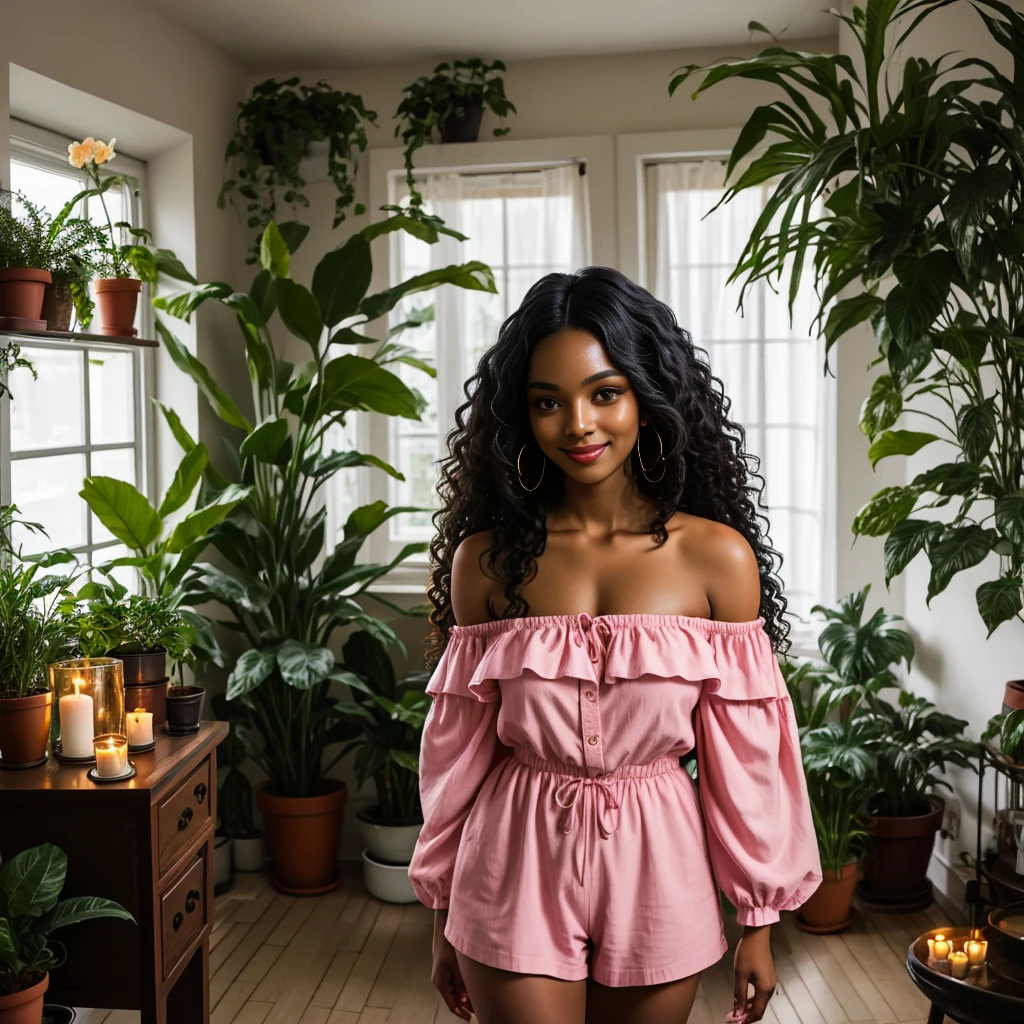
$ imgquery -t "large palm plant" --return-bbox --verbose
[670,0,1024,635]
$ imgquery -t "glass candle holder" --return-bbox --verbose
[49,658,126,761]
[93,733,129,778]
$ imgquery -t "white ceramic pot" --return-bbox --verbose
[362,848,419,903]
[355,806,423,863]
[213,833,233,889]
[232,831,266,872]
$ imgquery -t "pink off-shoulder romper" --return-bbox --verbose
[407,613,823,987]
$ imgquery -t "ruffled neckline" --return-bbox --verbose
[450,613,766,637]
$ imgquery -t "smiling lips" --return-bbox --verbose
[563,442,610,463]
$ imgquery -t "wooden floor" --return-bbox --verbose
[73,867,962,1024]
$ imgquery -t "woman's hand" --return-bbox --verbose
[432,910,474,1020]
[729,924,776,1023]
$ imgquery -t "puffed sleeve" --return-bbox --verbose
[693,621,823,927]
[407,631,504,911]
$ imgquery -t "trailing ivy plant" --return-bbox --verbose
[668,0,1024,635]
[394,58,516,213]
[219,77,379,263]
[151,216,497,798]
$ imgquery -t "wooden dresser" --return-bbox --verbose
[0,721,228,1024]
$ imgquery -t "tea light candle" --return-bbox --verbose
[59,678,94,758]
[126,708,153,747]
[932,934,951,960]
[94,736,128,778]
[948,951,969,978]
[966,938,987,965]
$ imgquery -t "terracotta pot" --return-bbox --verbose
[1003,680,1024,714]
[0,691,53,768]
[257,778,347,894]
[92,278,141,337]
[862,796,944,898]
[0,971,49,1024]
[0,268,52,321]
[40,280,74,332]
[796,859,858,931]
[113,648,167,686]
[165,686,205,732]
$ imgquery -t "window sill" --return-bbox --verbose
[0,327,158,349]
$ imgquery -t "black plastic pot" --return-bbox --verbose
[439,102,483,143]
[112,647,167,685]
[165,685,205,734]
[43,1004,77,1024]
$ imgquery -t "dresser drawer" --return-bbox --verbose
[157,758,211,875]
[161,851,206,978]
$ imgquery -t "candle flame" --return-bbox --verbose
[73,678,84,695]
[935,933,944,941]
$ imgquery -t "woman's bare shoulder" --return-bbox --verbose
[451,530,501,626]
[676,514,761,622]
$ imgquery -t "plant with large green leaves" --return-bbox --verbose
[669,0,1024,635]
[0,842,134,996]
[152,216,496,798]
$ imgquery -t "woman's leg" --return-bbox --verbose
[584,972,703,1024]
[454,948,588,1024]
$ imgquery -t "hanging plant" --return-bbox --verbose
[393,58,516,214]
[219,77,379,262]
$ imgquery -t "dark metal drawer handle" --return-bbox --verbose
[185,889,200,914]
[177,806,194,831]
[194,783,207,804]
[173,912,183,932]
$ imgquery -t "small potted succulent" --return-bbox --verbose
[0,506,78,768]
[218,77,378,262]
[0,189,52,327]
[393,58,516,213]
[0,842,134,1023]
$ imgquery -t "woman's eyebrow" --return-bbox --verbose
[526,369,625,392]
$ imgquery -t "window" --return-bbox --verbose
[331,162,592,565]
[1,120,152,582]
[646,158,837,637]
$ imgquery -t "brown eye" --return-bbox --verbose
[595,387,622,401]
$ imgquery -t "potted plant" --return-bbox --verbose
[0,506,79,769]
[668,1,1024,636]
[66,136,195,336]
[212,693,265,873]
[0,190,51,327]
[0,842,134,1023]
[151,215,496,895]
[37,201,106,333]
[330,631,431,902]
[983,708,1024,766]
[394,58,516,213]
[218,78,379,263]
[77,447,247,732]
[63,577,199,730]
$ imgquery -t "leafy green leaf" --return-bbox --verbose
[152,282,232,322]
[852,486,919,537]
[824,293,883,354]
[926,525,997,604]
[226,647,278,700]
[310,355,422,420]
[167,484,249,553]
[276,220,310,254]
[358,262,496,322]
[867,429,939,469]
[250,270,278,323]
[239,418,290,464]
[883,518,942,584]
[276,641,335,690]
[81,477,162,553]
[158,444,208,519]
[976,576,1023,637]
[276,278,323,349]
[956,398,996,465]
[0,843,66,918]
[38,896,135,933]
[995,495,1024,548]
[260,222,290,278]
[884,252,952,346]
[859,374,902,440]
[312,234,372,327]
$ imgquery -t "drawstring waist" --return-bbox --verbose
[512,747,683,886]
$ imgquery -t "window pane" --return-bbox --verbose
[89,349,135,444]
[90,448,136,545]
[764,339,822,427]
[10,347,85,452]
[10,160,84,218]
[507,193,574,266]
[10,454,88,553]
[92,543,136,591]
[763,426,818,509]
[389,434,439,541]
[461,196,505,266]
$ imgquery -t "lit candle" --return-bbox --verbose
[948,951,969,978]
[932,934,951,960]
[126,708,153,747]
[94,736,128,778]
[59,679,95,758]
[966,938,987,965]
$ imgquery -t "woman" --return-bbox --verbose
[407,266,822,1024]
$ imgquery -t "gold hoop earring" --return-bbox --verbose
[517,439,546,491]
[636,423,667,483]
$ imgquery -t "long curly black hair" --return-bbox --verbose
[424,265,790,670]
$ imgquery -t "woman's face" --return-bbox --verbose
[526,328,644,482]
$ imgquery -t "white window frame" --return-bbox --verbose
[2,119,156,551]
[357,137,614,593]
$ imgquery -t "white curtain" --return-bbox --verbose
[647,160,837,640]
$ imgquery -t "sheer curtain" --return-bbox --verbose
[370,163,592,557]
[647,160,837,640]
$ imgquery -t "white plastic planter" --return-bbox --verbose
[355,807,422,863]
[362,848,419,903]
[232,831,266,872]
[213,833,233,890]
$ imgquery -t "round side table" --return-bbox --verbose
[906,926,1024,1024]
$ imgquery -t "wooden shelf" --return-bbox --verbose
[0,327,158,348]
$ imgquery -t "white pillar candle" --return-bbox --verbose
[59,679,95,758]
[948,951,970,979]
[126,708,153,747]
[966,938,987,965]
[94,737,128,778]
[932,934,951,960]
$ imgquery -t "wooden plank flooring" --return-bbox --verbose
[74,868,960,1023]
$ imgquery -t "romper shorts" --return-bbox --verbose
[443,745,730,987]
